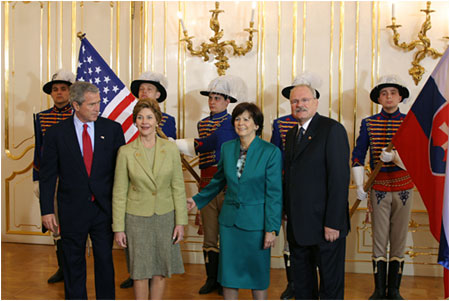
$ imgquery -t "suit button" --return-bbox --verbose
[152,192,156,196]
[132,186,137,191]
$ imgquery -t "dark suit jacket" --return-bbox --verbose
[39,115,125,233]
[284,113,350,246]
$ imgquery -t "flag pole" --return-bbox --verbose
[350,142,394,217]
[77,32,86,40]
[156,127,201,185]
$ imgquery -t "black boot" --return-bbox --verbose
[280,253,295,299]
[386,260,404,300]
[199,250,220,294]
[48,240,64,283]
[120,277,133,289]
[369,259,387,300]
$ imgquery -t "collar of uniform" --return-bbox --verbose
[380,108,400,119]
[52,103,72,113]
[209,110,228,120]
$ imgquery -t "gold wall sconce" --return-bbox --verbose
[178,2,257,76]
[387,1,447,85]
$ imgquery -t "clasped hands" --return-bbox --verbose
[114,225,185,248]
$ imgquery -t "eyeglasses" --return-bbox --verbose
[290,98,314,105]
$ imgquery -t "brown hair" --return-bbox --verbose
[132,98,162,123]
[231,102,264,136]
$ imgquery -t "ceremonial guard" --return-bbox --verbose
[270,112,297,300]
[271,114,298,157]
[352,76,414,300]
[130,71,176,139]
[119,71,178,289]
[175,75,247,295]
[33,69,75,283]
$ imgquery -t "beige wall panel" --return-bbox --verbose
[117,2,133,87]
[278,2,295,118]
[2,2,52,245]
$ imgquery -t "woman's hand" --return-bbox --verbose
[187,197,197,211]
[264,232,276,249]
[114,232,127,248]
[172,225,185,244]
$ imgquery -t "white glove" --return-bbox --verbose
[175,138,196,157]
[168,137,175,142]
[380,147,394,162]
[352,166,367,201]
[33,181,40,199]
[356,186,368,202]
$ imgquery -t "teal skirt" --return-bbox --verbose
[218,225,271,290]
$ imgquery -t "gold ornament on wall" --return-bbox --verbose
[386,1,447,85]
[177,1,257,76]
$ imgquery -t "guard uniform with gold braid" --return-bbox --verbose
[33,104,73,182]
[195,110,238,188]
[352,108,414,300]
[271,114,298,154]
[270,114,298,300]
[270,114,297,300]
[352,108,414,192]
[160,112,176,139]
[194,109,237,295]
[33,103,73,285]
[34,69,75,285]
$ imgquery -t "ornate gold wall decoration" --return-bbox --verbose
[179,2,257,76]
[387,1,446,85]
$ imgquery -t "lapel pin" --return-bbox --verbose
[100,136,105,140]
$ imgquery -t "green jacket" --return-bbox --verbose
[193,137,282,234]
[112,136,188,232]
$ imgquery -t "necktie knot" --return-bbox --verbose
[83,123,88,131]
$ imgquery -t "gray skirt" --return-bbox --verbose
[125,211,184,280]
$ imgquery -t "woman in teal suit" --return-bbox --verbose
[188,102,283,300]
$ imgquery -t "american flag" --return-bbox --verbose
[76,36,138,142]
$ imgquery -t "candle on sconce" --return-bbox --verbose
[250,2,256,23]
[177,11,187,32]
[391,2,396,19]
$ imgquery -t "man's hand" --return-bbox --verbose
[172,225,185,244]
[174,138,196,157]
[114,232,127,248]
[324,226,339,242]
[42,214,59,235]
[380,147,395,163]
[356,186,368,202]
[263,232,276,249]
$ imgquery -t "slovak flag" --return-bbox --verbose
[76,35,138,142]
[392,48,449,272]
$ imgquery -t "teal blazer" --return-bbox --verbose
[193,137,282,234]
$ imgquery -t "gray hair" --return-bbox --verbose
[291,84,318,99]
[70,81,100,105]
